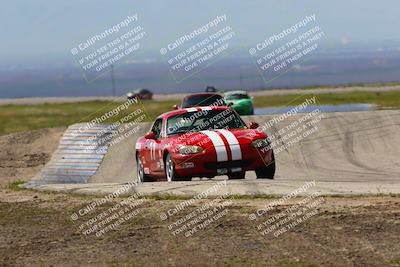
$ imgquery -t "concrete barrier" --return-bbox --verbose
[28,123,118,185]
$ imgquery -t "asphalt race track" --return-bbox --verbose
[26,110,400,196]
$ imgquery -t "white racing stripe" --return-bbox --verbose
[201,130,228,162]
[216,129,242,160]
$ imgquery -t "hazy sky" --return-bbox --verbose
[1,0,399,62]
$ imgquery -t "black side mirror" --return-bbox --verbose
[144,132,157,140]
[249,122,259,129]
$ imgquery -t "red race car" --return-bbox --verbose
[135,106,275,182]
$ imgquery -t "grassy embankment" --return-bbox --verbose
[0,90,400,135]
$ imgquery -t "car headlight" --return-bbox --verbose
[178,145,203,154]
[251,138,271,148]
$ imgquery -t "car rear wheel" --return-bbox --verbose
[137,156,150,182]
[228,171,245,179]
[255,151,275,179]
[165,153,191,182]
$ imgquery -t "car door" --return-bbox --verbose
[147,118,163,173]
[153,118,167,174]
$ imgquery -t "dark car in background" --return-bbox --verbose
[174,93,227,109]
[205,86,218,92]
[127,88,153,100]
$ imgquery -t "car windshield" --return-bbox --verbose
[181,95,225,108]
[225,94,249,100]
[167,109,246,135]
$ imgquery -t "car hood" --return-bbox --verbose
[168,128,267,148]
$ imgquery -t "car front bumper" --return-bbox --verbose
[172,146,273,177]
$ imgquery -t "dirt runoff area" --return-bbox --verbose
[1,129,400,267]
[0,190,399,267]
[0,127,65,187]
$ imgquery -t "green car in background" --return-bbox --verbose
[224,90,255,115]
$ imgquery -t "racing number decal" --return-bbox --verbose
[148,141,163,171]
[149,141,156,160]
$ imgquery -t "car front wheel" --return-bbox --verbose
[165,153,191,182]
[137,156,151,182]
[255,151,275,179]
